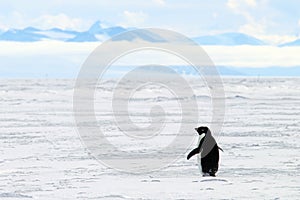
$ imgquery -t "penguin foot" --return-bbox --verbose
[202,173,210,177]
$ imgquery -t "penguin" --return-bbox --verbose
[187,126,223,177]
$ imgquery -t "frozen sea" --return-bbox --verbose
[0,77,299,199]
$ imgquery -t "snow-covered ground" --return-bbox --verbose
[0,77,299,199]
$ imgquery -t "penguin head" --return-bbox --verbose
[195,126,210,135]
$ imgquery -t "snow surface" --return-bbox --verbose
[0,77,299,199]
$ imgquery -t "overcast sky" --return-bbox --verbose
[1,0,300,43]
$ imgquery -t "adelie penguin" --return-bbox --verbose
[187,126,223,177]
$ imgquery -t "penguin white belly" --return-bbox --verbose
[197,153,202,174]
[196,136,204,175]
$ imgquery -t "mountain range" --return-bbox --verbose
[0,21,299,46]
[279,39,300,47]
[135,65,300,77]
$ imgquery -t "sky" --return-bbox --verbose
[1,0,300,77]
[1,0,300,43]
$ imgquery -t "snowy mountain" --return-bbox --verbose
[67,21,127,42]
[192,32,265,45]
[0,27,49,42]
[87,20,104,35]
[132,65,300,77]
[0,27,79,42]
[0,21,128,42]
[111,29,167,42]
[0,22,266,45]
[67,32,98,42]
[279,39,300,47]
[104,26,127,36]
[87,21,127,35]
[106,65,300,78]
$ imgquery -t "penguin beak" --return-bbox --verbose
[194,128,198,132]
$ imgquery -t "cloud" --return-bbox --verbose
[203,45,300,67]
[0,0,299,46]
[227,0,239,10]
[227,0,256,10]
[121,11,148,27]
[0,12,89,31]
[152,0,166,6]
[256,34,298,45]
[226,0,300,45]
[1,41,300,69]
[0,22,8,31]
[226,0,256,21]
[0,11,27,30]
[239,20,266,36]
[33,14,87,30]
[226,0,267,38]
[245,0,256,7]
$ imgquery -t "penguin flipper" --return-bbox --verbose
[187,148,200,160]
[218,146,224,152]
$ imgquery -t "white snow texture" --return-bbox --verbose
[0,77,299,199]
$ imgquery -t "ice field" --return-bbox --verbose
[0,77,299,199]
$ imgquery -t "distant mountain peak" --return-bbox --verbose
[88,20,104,34]
[23,27,40,32]
[193,32,265,46]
